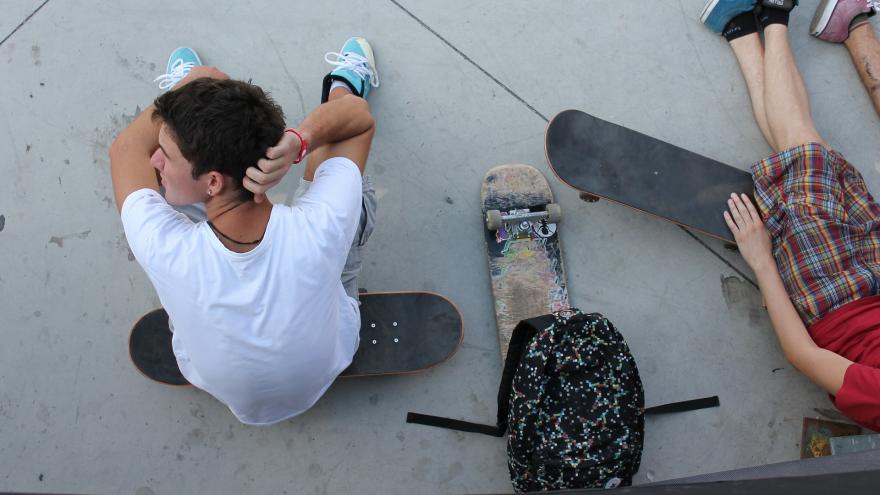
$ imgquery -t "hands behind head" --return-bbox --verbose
[168,64,293,202]
[723,193,775,273]
[171,66,230,91]
[166,65,296,203]
[244,131,303,203]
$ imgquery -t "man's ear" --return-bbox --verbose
[207,171,226,195]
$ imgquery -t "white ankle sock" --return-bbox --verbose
[330,80,352,94]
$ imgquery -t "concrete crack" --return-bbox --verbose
[680,226,758,288]
[0,0,52,47]
[387,0,548,123]
[389,0,758,281]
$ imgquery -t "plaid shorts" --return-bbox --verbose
[751,143,880,326]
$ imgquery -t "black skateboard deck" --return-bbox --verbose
[545,109,755,243]
[129,308,189,386]
[480,164,569,359]
[341,291,463,376]
[128,291,463,385]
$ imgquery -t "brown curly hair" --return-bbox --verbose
[152,78,285,201]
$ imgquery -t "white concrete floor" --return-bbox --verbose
[1,1,878,494]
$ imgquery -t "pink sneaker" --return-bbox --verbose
[810,0,877,43]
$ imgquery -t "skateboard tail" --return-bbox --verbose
[128,308,192,387]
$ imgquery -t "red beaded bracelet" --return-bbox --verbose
[285,128,308,164]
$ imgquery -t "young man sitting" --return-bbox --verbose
[109,38,379,425]
[702,0,880,430]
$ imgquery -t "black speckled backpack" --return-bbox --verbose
[408,309,719,492]
[505,309,645,491]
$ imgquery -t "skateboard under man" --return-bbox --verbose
[480,164,570,358]
[545,109,755,244]
[128,291,464,385]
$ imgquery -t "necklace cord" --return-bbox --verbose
[207,201,262,246]
[207,221,263,246]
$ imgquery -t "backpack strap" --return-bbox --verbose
[406,314,556,436]
[404,412,505,436]
[645,395,720,415]
[495,314,556,432]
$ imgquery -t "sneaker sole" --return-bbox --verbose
[810,0,837,36]
[352,37,378,83]
[700,0,722,23]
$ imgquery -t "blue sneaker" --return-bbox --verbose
[154,47,202,92]
[701,0,759,33]
[321,37,379,103]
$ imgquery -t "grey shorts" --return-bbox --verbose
[171,174,377,301]
[292,175,377,301]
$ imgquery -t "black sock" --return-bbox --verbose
[723,12,760,42]
[850,13,871,32]
[757,6,791,27]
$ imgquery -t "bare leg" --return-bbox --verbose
[844,22,880,116]
[729,33,778,150]
[303,87,375,181]
[762,24,828,151]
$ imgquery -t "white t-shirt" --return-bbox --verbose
[121,157,363,425]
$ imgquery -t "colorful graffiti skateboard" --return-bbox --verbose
[545,109,755,243]
[128,291,464,385]
[481,164,570,358]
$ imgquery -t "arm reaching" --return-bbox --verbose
[724,193,852,395]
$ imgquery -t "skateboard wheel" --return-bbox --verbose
[579,192,600,203]
[486,210,503,231]
[545,203,562,224]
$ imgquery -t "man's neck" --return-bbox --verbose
[205,196,273,253]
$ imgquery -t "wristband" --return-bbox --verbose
[284,128,308,164]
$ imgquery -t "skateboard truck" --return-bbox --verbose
[485,204,562,231]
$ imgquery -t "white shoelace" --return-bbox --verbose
[324,51,380,88]
[870,0,880,12]
[154,58,197,91]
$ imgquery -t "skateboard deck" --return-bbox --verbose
[545,109,755,243]
[129,308,189,386]
[128,291,463,385]
[481,164,569,358]
[341,291,463,376]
